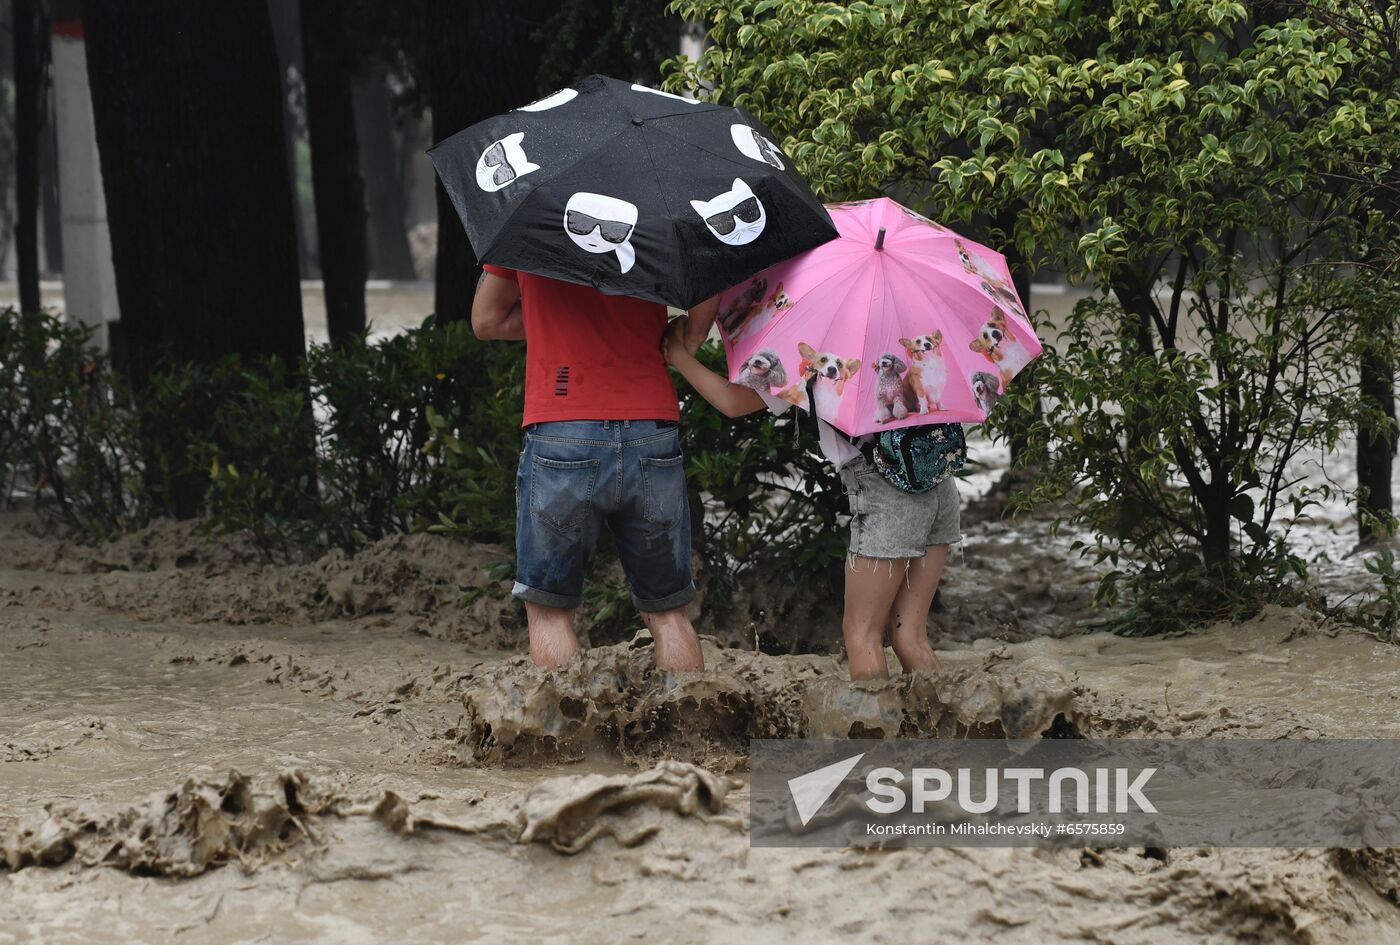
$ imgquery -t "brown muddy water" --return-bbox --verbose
[2,481,1399,942]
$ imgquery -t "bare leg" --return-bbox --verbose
[643,608,704,672]
[525,602,580,669]
[888,545,949,673]
[843,556,909,680]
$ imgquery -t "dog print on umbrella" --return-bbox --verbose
[968,306,1032,387]
[775,342,861,414]
[956,239,1025,316]
[692,179,766,246]
[971,371,1002,414]
[730,125,785,170]
[735,350,788,393]
[872,352,909,424]
[735,282,791,341]
[719,276,790,339]
[718,276,767,334]
[897,205,949,231]
[475,132,540,192]
[517,88,578,112]
[564,192,638,274]
[899,331,948,413]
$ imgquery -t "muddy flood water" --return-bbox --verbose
[2,446,1399,943]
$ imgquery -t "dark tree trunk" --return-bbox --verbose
[83,0,308,516]
[39,60,64,275]
[301,0,367,346]
[999,233,1041,468]
[428,0,550,323]
[38,100,63,275]
[354,71,418,281]
[1358,348,1397,541]
[1200,488,1233,582]
[82,0,305,381]
[426,1,480,324]
[13,0,42,313]
[266,0,313,278]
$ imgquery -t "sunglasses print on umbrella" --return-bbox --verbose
[565,210,635,244]
[750,130,784,169]
[704,196,761,236]
[481,141,519,187]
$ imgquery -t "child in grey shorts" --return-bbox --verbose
[663,321,960,681]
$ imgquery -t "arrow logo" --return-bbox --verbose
[787,752,865,827]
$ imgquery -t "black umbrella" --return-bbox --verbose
[428,74,838,309]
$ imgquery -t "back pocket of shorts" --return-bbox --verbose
[640,454,686,529]
[530,456,599,535]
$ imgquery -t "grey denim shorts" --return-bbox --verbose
[839,457,962,559]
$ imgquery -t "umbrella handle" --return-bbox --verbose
[875,227,886,251]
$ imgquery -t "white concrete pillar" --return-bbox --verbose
[51,16,119,350]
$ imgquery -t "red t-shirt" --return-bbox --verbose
[483,266,679,426]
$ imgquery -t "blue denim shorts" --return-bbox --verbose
[513,420,695,612]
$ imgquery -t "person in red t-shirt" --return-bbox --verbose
[472,266,717,671]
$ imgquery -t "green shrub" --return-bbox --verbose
[181,358,322,558]
[0,310,146,538]
[1360,549,1400,642]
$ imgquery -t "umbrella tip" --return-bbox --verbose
[875,227,886,251]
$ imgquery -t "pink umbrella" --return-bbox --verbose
[715,197,1040,436]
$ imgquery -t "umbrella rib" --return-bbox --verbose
[636,126,690,304]
[849,257,883,433]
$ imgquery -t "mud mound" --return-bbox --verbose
[0,514,265,575]
[447,641,1087,766]
[2,769,339,876]
[1338,848,1400,906]
[3,762,737,876]
[367,760,738,855]
[8,527,523,650]
[1064,846,1400,944]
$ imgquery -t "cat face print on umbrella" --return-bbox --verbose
[429,74,836,308]
[564,193,638,274]
[475,133,540,192]
[730,125,785,170]
[519,88,578,112]
[692,179,766,246]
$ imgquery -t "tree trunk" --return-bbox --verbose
[1000,237,1042,468]
[428,0,550,323]
[266,0,314,279]
[13,0,42,313]
[354,70,418,281]
[39,63,64,275]
[1358,347,1397,541]
[301,0,367,346]
[83,0,308,516]
[1200,485,1234,583]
